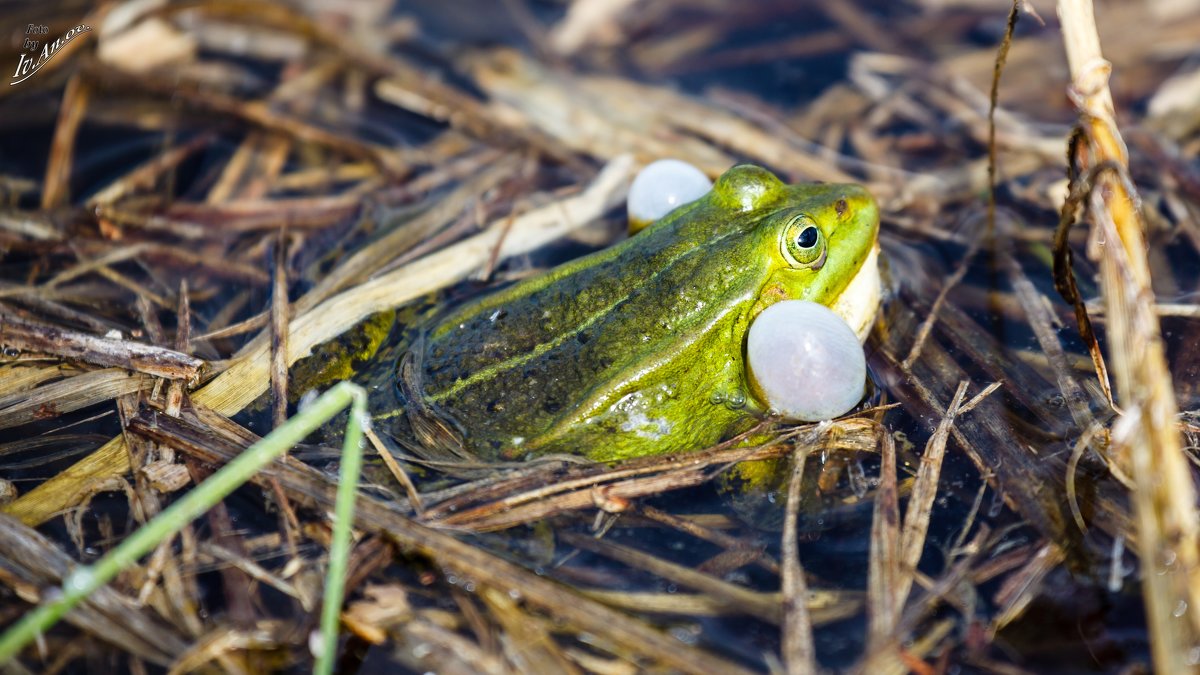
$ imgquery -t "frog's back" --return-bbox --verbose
[405,200,761,458]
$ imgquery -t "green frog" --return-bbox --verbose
[382,164,881,463]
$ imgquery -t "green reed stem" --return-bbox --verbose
[314,386,365,675]
[0,382,366,673]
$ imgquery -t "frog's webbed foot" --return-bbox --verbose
[397,346,475,465]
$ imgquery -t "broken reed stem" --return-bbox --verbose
[87,133,216,207]
[562,532,782,622]
[0,313,203,382]
[1057,1,1200,671]
[127,408,755,675]
[859,382,971,675]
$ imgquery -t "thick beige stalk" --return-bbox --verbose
[1058,1,1200,671]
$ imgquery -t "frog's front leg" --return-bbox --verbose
[716,421,847,532]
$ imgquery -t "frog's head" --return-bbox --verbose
[712,165,880,339]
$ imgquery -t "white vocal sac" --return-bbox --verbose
[627,158,712,228]
[746,300,867,422]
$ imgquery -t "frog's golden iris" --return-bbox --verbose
[780,214,826,268]
[393,165,881,462]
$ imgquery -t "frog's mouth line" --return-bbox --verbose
[830,243,881,341]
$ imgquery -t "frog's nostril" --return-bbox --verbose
[835,199,848,217]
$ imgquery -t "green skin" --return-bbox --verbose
[396,165,879,462]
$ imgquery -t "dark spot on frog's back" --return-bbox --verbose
[835,199,847,217]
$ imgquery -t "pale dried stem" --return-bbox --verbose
[1058,0,1200,670]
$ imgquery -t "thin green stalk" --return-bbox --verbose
[314,388,366,675]
[0,382,366,666]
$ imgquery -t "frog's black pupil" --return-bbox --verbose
[797,226,818,248]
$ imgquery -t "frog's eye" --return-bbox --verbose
[781,215,826,269]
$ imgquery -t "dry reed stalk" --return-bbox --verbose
[989,542,1066,633]
[0,363,72,399]
[0,368,150,430]
[86,133,216,207]
[269,232,289,429]
[896,381,968,615]
[467,48,856,184]
[481,586,582,674]
[189,157,479,344]
[423,418,879,532]
[548,0,641,55]
[638,504,781,574]
[79,59,410,178]
[1058,1,1200,671]
[0,211,62,242]
[583,587,861,625]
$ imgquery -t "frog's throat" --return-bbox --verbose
[830,243,881,342]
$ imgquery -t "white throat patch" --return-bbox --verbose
[830,243,881,341]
